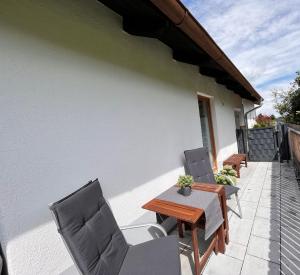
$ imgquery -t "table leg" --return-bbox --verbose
[225,230,229,244]
[177,219,184,238]
[191,223,200,275]
[217,224,225,253]
[213,231,219,254]
[219,192,229,244]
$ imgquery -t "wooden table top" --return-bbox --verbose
[142,183,224,224]
[224,154,246,162]
[191,182,223,193]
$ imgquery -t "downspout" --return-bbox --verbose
[244,102,263,155]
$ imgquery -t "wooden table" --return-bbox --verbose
[142,183,229,275]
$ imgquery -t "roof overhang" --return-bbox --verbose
[98,0,263,104]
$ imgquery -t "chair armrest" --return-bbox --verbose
[120,223,167,237]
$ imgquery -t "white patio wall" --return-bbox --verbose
[0,0,243,274]
[243,99,257,128]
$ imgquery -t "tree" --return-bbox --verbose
[273,71,300,124]
[253,113,275,128]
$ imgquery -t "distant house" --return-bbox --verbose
[0,0,262,274]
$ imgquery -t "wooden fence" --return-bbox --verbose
[288,126,300,179]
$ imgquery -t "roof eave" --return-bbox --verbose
[150,0,263,103]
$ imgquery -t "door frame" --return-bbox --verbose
[198,95,218,170]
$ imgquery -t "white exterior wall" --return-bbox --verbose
[0,0,245,274]
[243,99,257,128]
[197,90,241,169]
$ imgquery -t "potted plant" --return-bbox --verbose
[215,165,237,185]
[177,175,194,196]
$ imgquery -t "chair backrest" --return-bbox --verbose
[184,147,216,184]
[49,179,128,275]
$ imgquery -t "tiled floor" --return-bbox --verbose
[177,161,300,275]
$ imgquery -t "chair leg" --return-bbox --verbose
[235,193,242,218]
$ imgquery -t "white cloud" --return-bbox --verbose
[183,0,300,114]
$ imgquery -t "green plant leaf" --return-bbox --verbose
[177,175,194,188]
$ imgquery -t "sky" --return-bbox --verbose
[182,0,300,115]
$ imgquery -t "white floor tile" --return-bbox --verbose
[241,254,280,275]
[203,253,243,275]
[247,235,280,264]
[229,217,253,245]
[225,241,247,261]
[252,217,280,242]
[238,200,257,220]
[241,188,262,203]
[258,197,280,209]
[256,206,280,221]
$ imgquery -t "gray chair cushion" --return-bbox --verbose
[224,184,239,198]
[184,147,239,198]
[184,147,216,183]
[50,180,128,275]
[119,235,181,275]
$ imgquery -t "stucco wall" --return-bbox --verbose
[0,0,243,274]
[212,93,242,168]
[196,89,242,169]
[243,99,257,128]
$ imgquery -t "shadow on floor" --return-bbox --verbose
[273,162,300,274]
